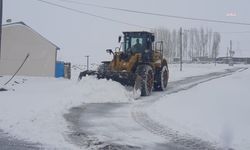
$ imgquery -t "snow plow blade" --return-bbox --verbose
[78,70,97,80]
[78,70,140,87]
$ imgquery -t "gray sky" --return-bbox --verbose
[3,0,250,63]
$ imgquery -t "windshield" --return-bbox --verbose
[124,36,145,53]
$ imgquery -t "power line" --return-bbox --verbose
[4,54,30,86]
[59,0,250,26]
[35,0,153,30]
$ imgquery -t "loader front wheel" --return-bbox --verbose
[136,65,154,96]
[154,65,169,91]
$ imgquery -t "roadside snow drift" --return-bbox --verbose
[0,76,134,149]
[148,67,250,150]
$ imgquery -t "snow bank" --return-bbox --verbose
[148,66,250,150]
[0,76,134,149]
[72,76,135,102]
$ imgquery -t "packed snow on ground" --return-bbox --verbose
[0,63,245,148]
[0,75,134,149]
[148,65,250,150]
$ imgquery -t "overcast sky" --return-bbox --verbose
[3,0,250,63]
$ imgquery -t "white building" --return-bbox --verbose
[0,22,60,77]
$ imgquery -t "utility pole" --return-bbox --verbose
[214,53,217,66]
[229,40,234,66]
[230,40,232,56]
[180,27,183,71]
[0,0,2,60]
[85,55,90,70]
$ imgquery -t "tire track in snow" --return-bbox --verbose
[131,67,247,150]
[66,67,246,150]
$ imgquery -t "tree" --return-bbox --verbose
[212,32,221,60]
[188,28,195,60]
[152,27,221,63]
[183,30,188,60]
[207,28,213,58]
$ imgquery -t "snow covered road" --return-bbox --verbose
[0,129,41,150]
[66,67,247,150]
[147,67,250,150]
[0,64,249,149]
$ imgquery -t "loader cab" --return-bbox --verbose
[122,31,154,54]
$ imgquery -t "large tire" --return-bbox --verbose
[136,65,154,96]
[154,65,169,91]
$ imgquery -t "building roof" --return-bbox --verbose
[2,22,60,50]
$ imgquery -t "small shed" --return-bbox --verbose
[0,22,60,77]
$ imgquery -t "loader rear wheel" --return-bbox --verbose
[154,65,169,91]
[136,65,154,96]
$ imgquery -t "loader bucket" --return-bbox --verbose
[97,71,137,87]
[78,69,143,98]
[78,70,97,80]
[78,70,138,87]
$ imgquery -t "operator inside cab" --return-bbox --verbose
[123,32,153,54]
[132,38,143,53]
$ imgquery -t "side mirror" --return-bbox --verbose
[106,49,114,55]
[118,36,122,43]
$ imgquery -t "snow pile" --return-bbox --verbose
[73,76,135,102]
[0,76,134,149]
[148,66,250,150]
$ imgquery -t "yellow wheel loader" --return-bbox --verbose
[79,31,169,96]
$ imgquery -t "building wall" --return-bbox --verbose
[0,23,57,77]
